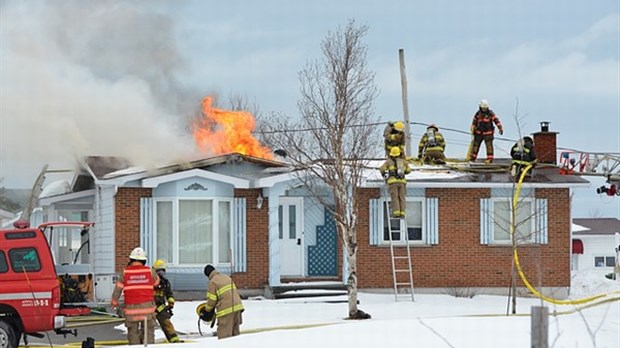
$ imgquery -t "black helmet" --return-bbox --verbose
[203,264,215,278]
[523,136,533,144]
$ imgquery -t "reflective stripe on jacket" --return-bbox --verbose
[379,158,411,183]
[123,265,157,305]
[418,131,446,156]
[205,271,244,318]
[472,109,503,135]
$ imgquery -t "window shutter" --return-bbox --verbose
[535,198,548,244]
[425,197,439,245]
[480,198,492,244]
[233,198,247,272]
[140,198,154,259]
[369,198,381,245]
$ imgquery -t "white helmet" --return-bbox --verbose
[479,99,490,109]
[129,247,147,261]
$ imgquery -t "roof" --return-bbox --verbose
[85,153,290,181]
[364,158,590,187]
[572,218,620,236]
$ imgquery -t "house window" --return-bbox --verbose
[491,198,535,244]
[594,256,616,268]
[154,198,232,267]
[382,199,424,243]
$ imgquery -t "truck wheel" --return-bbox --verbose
[0,320,18,348]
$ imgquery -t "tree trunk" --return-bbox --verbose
[346,240,358,318]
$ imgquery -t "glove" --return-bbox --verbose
[199,309,215,322]
[417,154,422,159]
[111,298,118,309]
[499,129,504,135]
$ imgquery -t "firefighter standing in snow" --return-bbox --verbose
[380,147,411,218]
[111,247,160,345]
[152,259,183,343]
[196,264,244,339]
[384,121,406,158]
[418,124,446,165]
[468,99,504,163]
[510,136,537,180]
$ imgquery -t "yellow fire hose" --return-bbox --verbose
[512,164,620,305]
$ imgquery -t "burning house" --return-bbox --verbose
[36,109,588,301]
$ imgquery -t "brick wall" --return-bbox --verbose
[532,131,558,164]
[356,187,571,289]
[233,189,269,289]
[114,187,152,272]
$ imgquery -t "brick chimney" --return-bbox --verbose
[532,121,558,164]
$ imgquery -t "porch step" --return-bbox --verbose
[267,282,348,300]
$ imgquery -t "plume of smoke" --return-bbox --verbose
[0,1,202,186]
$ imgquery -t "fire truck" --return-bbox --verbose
[0,220,94,348]
[559,151,620,196]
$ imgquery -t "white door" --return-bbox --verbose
[279,197,304,277]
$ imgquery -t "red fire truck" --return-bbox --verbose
[0,220,94,348]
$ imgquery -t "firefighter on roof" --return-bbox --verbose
[510,136,537,180]
[379,147,411,218]
[111,247,160,345]
[384,121,406,158]
[468,99,504,164]
[418,124,446,165]
[152,259,183,343]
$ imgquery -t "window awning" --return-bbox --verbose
[572,239,584,254]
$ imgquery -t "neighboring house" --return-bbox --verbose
[571,218,620,275]
[36,123,588,300]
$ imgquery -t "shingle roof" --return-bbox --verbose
[573,218,620,235]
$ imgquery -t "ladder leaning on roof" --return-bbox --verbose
[383,185,415,301]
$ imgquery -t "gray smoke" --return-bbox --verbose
[0,0,203,187]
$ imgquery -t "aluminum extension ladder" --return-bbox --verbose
[383,185,415,301]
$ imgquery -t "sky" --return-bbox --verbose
[67,271,620,347]
[0,0,618,217]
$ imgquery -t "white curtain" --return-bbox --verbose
[156,201,173,263]
[179,200,212,264]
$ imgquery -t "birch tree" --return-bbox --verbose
[261,19,379,319]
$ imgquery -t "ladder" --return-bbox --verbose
[384,185,415,301]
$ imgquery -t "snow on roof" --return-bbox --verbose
[364,159,468,182]
[571,223,590,233]
[40,180,71,198]
[103,166,146,179]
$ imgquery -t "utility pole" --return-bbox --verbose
[399,49,412,158]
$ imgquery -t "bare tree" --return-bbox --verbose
[262,19,379,319]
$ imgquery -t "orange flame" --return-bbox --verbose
[192,96,273,160]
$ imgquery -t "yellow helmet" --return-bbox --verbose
[389,147,401,157]
[153,259,167,270]
[394,121,405,132]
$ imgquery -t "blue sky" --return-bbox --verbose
[0,0,618,217]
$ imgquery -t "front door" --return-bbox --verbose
[279,197,304,277]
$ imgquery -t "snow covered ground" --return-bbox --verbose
[115,271,619,347]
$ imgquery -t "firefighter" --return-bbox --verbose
[379,147,411,218]
[468,99,504,164]
[111,247,160,345]
[417,124,446,165]
[384,121,406,158]
[196,264,244,339]
[510,136,537,180]
[152,259,183,343]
